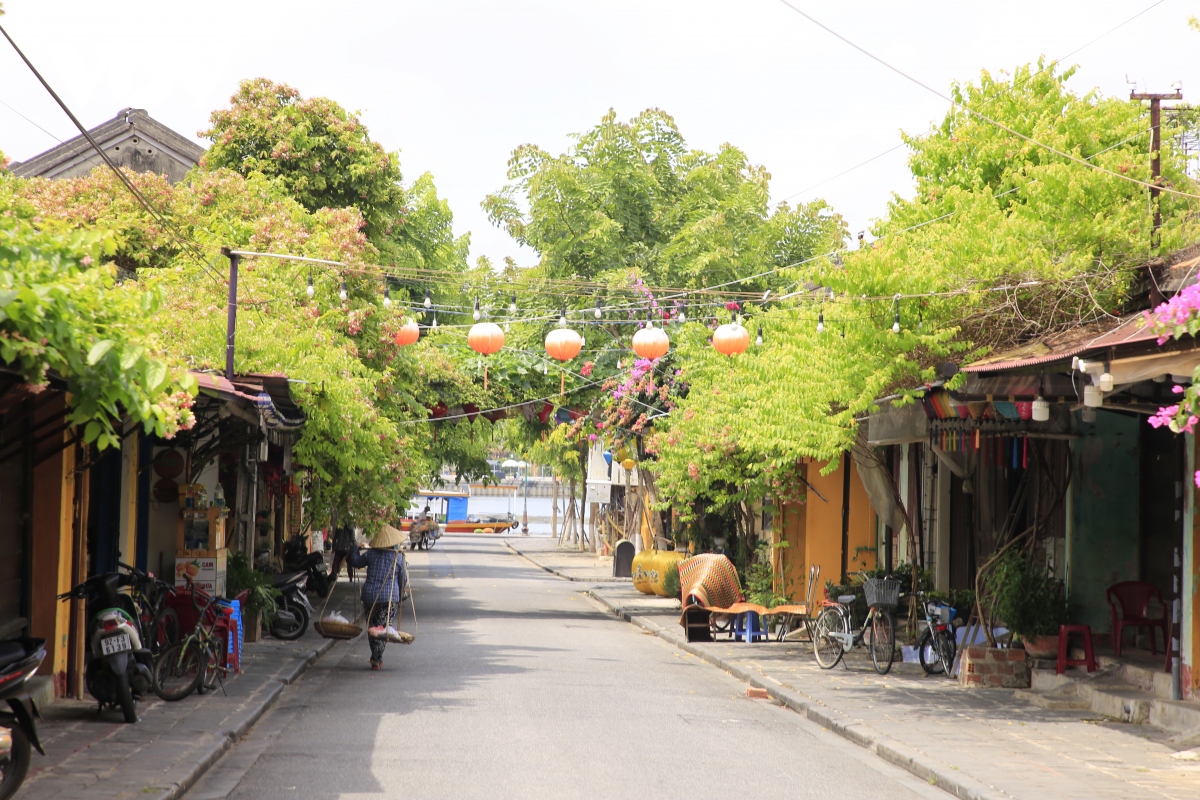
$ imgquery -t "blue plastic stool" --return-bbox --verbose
[733,611,770,643]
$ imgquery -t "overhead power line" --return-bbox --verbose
[773,1,1200,202]
[0,22,225,285]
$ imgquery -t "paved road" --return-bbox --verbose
[186,537,945,800]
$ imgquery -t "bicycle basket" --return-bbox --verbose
[863,577,901,609]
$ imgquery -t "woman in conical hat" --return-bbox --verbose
[346,524,407,669]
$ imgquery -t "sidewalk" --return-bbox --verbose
[503,535,629,582]
[508,542,1200,800]
[18,579,361,800]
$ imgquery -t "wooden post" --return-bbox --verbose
[551,476,559,544]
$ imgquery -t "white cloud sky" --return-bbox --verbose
[2,1,1196,267]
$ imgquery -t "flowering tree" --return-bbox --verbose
[1145,285,1200,485]
[0,179,196,448]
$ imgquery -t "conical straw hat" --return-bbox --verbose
[371,523,405,549]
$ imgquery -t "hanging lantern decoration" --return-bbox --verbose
[545,328,583,396]
[467,322,505,390]
[393,318,420,347]
[631,322,670,360]
[713,321,750,356]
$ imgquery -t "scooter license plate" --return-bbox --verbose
[101,633,132,655]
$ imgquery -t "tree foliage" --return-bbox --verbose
[484,108,846,292]
[0,178,196,449]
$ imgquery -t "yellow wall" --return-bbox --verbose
[776,456,879,604]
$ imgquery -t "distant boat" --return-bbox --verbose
[401,489,518,534]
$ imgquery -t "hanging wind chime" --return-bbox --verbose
[467,321,505,390]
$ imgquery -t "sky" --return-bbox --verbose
[1,1,1197,268]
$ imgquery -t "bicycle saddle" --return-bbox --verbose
[837,595,857,605]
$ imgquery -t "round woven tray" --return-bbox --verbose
[314,620,363,640]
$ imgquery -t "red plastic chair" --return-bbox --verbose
[1106,581,1169,657]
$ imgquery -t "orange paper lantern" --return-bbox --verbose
[545,328,583,362]
[393,319,420,347]
[631,325,669,360]
[468,322,505,390]
[713,322,750,356]
[467,322,505,356]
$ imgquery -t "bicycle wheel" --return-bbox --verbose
[197,641,222,694]
[869,609,895,675]
[149,609,180,656]
[153,641,203,701]
[917,628,943,675]
[935,629,957,676]
[812,607,846,669]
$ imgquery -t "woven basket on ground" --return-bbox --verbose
[314,619,363,640]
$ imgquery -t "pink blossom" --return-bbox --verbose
[1172,384,1185,394]
[1194,470,1200,490]
[588,434,598,442]
[1148,405,1179,429]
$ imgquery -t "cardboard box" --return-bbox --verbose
[175,550,227,596]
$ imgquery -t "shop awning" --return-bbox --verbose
[192,372,305,431]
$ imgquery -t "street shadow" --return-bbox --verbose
[223,545,602,800]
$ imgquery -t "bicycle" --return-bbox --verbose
[151,583,231,701]
[120,563,179,657]
[915,592,957,676]
[812,576,900,675]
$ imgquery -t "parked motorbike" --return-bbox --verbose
[57,572,154,723]
[281,534,333,598]
[268,571,314,640]
[0,637,46,800]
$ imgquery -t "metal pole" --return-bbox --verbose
[840,451,851,582]
[521,463,529,534]
[223,249,240,380]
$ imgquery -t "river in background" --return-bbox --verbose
[407,495,567,536]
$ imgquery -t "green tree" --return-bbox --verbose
[0,177,197,449]
[200,79,404,244]
[483,108,846,292]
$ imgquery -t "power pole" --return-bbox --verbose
[1130,90,1183,246]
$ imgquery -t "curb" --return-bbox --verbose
[584,589,1010,800]
[158,627,342,799]
[502,540,631,583]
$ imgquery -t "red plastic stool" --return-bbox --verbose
[1056,624,1097,674]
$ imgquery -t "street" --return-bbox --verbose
[185,537,943,800]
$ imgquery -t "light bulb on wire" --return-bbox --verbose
[509,294,517,315]
[306,275,314,299]
[559,306,567,327]
[755,326,763,347]
[817,311,824,334]
[339,280,347,302]
[473,297,481,322]
[383,285,391,308]
[431,311,438,329]
[594,298,602,319]
[678,303,686,323]
[892,312,900,334]
[423,288,431,309]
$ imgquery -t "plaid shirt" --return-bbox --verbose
[346,546,407,605]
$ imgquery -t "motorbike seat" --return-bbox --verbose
[0,640,27,670]
[273,571,306,589]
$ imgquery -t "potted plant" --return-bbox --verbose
[988,550,1069,657]
[227,552,280,643]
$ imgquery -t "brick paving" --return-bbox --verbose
[17,581,360,800]
[505,539,1200,800]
